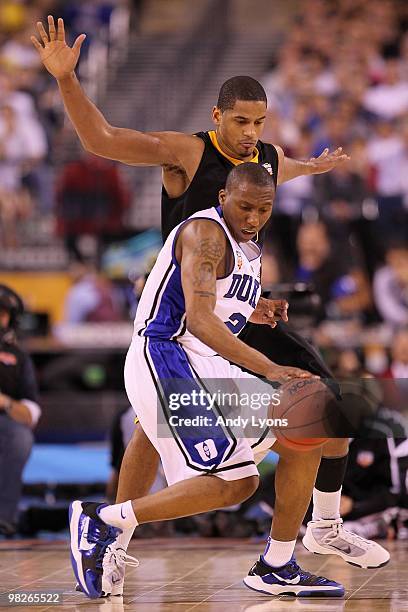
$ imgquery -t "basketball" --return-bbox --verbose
[269,378,337,452]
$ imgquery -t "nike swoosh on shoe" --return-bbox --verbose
[329,543,351,554]
[79,517,95,552]
[271,573,301,584]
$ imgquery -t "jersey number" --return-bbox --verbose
[225,312,247,334]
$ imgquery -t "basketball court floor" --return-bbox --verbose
[0,538,406,611]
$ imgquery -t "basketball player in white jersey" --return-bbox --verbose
[69,164,348,599]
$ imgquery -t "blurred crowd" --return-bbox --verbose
[261,0,408,338]
[0,0,130,249]
[0,0,406,343]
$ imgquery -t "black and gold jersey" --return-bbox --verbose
[161,131,279,240]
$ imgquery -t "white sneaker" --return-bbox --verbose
[101,541,139,596]
[75,543,139,597]
[302,517,390,569]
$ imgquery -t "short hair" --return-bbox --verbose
[217,76,267,112]
[225,162,275,192]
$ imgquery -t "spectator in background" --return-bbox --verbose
[379,328,408,411]
[1,26,42,72]
[60,1,114,47]
[311,113,350,158]
[399,113,408,213]
[55,152,130,262]
[366,118,406,241]
[0,1,129,251]
[363,57,408,120]
[313,159,373,273]
[340,425,401,540]
[294,222,372,322]
[63,260,125,323]
[260,249,281,288]
[0,285,41,536]
[0,70,45,135]
[335,348,366,378]
[274,127,315,217]
[0,103,47,246]
[373,242,408,327]
[386,328,408,379]
[270,129,314,262]
[331,348,401,541]
[314,163,368,226]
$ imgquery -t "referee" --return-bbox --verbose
[0,285,41,536]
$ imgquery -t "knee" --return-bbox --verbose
[241,474,259,499]
[0,419,33,462]
[322,437,349,456]
[18,425,34,460]
[223,475,259,506]
[276,441,322,467]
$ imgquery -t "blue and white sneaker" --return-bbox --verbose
[243,555,345,597]
[69,500,122,599]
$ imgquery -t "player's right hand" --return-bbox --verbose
[266,365,318,383]
[31,15,86,80]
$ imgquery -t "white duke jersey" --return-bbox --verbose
[133,206,262,356]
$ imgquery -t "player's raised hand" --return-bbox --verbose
[306,147,351,175]
[31,16,86,80]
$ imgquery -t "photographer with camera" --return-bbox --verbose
[0,285,41,536]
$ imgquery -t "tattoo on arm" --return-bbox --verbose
[192,238,224,288]
[193,290,216,298]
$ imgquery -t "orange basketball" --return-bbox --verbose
[269,378,337,452]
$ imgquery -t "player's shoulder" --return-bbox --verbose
[150,131,205,175]
[258,139,282,154]
[179,213,226,245]
[175,213,227,266]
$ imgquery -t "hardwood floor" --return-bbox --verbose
[0,538,406,611]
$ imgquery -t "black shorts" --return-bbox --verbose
[239,322,340,398]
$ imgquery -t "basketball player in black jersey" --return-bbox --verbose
[32,16,389,595]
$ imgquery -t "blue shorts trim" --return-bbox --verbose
[144,337,237,472]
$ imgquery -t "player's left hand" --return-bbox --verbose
[306,147,350,175]
[249,297,288,327]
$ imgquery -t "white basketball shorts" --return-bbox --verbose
[124,335,276,486]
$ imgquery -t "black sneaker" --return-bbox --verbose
[243,555,345,597]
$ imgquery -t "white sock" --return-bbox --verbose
[117,527,135,551]
[312,488,341,521]
[98,500,138,530]
[262,537,296,568]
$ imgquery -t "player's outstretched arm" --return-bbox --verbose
[275,145,351,185]
[31,16,196,166]
[178,221,312,382]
